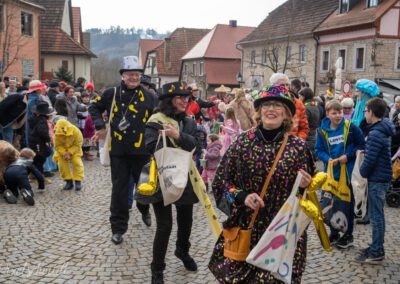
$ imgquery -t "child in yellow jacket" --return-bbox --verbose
[53,119,84,190]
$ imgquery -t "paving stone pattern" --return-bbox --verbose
[0,160,399,283]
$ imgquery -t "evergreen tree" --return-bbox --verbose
[54,66,73,83]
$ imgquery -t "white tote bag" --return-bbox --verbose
[99,127,111,166]
[154,130,194,206]
[99,88,116,167]
[351,151,368,218]
[246,173,310,284]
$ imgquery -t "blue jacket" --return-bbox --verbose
[360,118,395,182]
[315,117,365,180]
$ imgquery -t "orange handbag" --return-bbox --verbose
[223,134,288,261]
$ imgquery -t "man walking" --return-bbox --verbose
[89,56,156,245]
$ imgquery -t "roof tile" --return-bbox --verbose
[156,28,209,76]
[240,0,338,43]
[41,28,96,57]
[315,0,398,33]
[138,39,163,64]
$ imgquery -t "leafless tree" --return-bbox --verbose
[91,53,121,90]
[0,1,25,79]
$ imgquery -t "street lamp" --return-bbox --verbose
[236,72,243,87]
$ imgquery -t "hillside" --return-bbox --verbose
[86,27,166,89]
[88,27,166,59]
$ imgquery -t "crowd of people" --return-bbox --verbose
[0,55,398,283]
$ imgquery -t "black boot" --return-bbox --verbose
[175,246,197,271]
[63,180,73,190]
[151,264,164,284]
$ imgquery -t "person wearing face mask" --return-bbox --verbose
[144,81,200,284]
[89,56,157,245]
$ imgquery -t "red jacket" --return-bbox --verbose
[289,97,309,140]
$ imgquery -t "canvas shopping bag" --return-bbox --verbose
[322,161,351,202]
[99,127,111,166]
[246,173,310,284]
[352,151,368,218]
[154,130,194,206]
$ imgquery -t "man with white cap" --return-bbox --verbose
[89,56,157,245]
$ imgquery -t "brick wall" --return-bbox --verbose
[0,2,41,81]
[316,38,400,95]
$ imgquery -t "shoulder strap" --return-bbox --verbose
[108,87,116,125]
[343,119,350,148]
[248,133,289,229]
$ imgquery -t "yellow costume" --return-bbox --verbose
[53,119,84,181]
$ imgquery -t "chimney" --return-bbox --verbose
[229,20,237,27]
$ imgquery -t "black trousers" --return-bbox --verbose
[151,201,193,271]
[110,155,149,234]
[33,154,47,174]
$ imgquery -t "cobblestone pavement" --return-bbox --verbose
[0,159,399,284]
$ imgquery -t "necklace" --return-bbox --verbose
[119,85,137,118]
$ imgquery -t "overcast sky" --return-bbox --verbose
[71,0,286,33]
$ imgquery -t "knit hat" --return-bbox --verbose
[341,98,354,108]
[254,84,296,116]
[86,82,94,91]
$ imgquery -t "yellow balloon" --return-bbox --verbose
[303,172,332,253]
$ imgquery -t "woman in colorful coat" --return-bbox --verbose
[209,84,315,283]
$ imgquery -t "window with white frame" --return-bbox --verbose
[199,62,204,76]
[192,62,196,76]
[21,12,33,36]
[354,45,366,70]
[321,49,330,72]
[299,45,306,63]
[337,48,347,70]
[250,50,256,66]
[395,44,400,70]
[261,49,267,65]
[184,63,188,76]
[340,0,349,13]
[286,46,292,63]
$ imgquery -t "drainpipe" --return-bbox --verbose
[236,43,244,87]
[73,55,77,82]
[313,34,320,94]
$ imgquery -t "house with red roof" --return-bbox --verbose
[33,0,96,82]
[0,0,45,81]
[238,0,337,91]
[143,28,209,88]
[138,39,163,68]
[314,0,400,98]
[180,21,254,98]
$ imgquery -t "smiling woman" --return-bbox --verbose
[209,84,315,283]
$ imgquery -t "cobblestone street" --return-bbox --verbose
[0,159,399,284]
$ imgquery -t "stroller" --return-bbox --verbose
[387,155,400,208]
